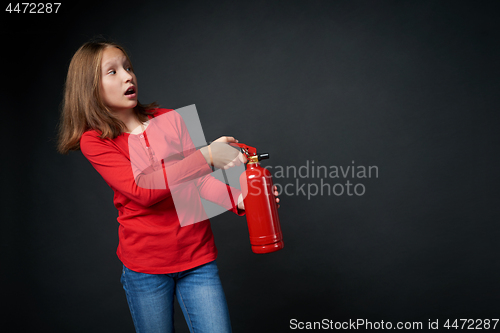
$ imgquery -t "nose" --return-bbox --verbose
[123,70,134,82]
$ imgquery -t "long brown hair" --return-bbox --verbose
[57,40,159,154]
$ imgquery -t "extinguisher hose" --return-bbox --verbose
[209,142,260,213]
[205,141,246,212]
[220,168,237,213]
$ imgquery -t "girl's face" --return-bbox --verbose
[100,47,138,113]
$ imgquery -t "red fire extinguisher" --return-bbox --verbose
[231,143,284,254]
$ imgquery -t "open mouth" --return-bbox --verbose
[125,86,136,95]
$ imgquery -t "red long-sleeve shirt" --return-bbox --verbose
[80,108,244,274]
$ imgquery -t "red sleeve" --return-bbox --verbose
[80,131,212,208]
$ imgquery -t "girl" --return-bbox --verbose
[57,40,280,333]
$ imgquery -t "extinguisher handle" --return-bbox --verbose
[229,142,257,156]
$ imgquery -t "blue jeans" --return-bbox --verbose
[120,260,232,333]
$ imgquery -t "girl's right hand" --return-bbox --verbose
[201,136,247,170]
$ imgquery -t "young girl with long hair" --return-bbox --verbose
[57,40,280,333]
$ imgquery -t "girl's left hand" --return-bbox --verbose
[237,186,280,211]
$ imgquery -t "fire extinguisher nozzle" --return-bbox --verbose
[258,153,269,161]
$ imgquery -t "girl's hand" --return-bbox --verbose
[212,136,248,167]
[237,186,281,211]
[238,193,244,210]
[274,185,281,208]
[212,136,238,144]
[202,136,247,169]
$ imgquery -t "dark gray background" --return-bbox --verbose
[2,0,500,332]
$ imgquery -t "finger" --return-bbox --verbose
[274,191,279,196]
[214,136,236,143]
[232,154,241,165]
[213,137,225,143]
[229,155,240,167]
[276,198,280,203]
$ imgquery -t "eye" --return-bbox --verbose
[108,70,116,75]
[125,67,133,72]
